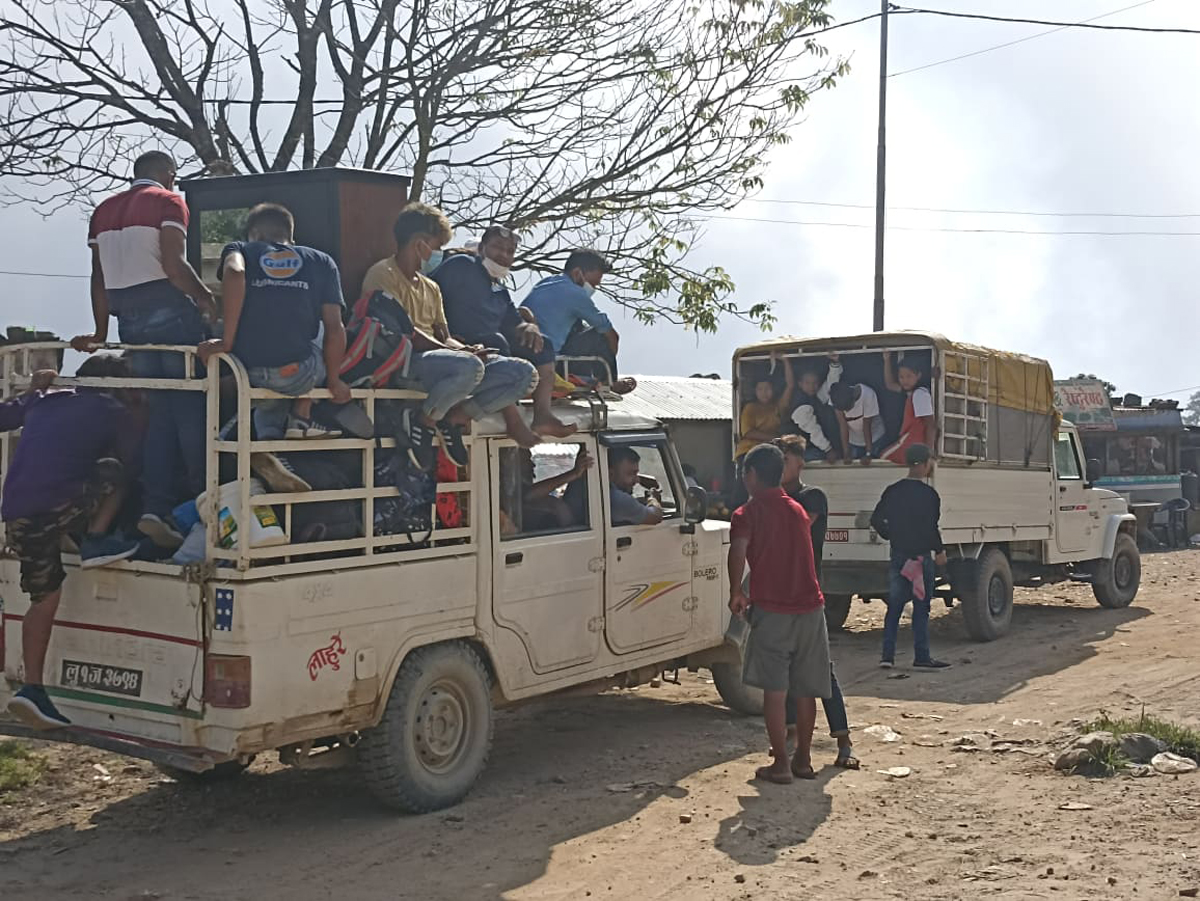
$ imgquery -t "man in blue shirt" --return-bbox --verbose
[198,204,351,491]
[607,447,664,527]
[522,249,636,396]
[432,226,574,438]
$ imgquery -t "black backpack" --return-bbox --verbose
[374,455,436,548]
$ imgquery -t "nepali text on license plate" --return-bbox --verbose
[60,660,144,697]
[825,529,850,543]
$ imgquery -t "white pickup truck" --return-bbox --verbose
[0,343,752,812]
[733,332,1142,640]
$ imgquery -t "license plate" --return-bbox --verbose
[825,529,850,543]
[60,660,144,697]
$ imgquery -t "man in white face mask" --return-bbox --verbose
[433,226,576,438]
[522,249,636,396]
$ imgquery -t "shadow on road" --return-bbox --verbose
[0,690,816,901]
[829,596,1151,706]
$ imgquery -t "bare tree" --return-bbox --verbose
[0,0,847,330]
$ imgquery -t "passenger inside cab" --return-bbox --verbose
[607,446,665,526]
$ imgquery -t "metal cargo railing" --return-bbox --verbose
[0,343,477,582]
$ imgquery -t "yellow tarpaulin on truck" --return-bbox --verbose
[734,331,1056,415]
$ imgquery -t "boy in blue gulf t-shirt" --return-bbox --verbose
[198,203,351,442]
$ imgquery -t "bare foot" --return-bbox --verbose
[507,420,543,449]
[613,377,637,395]
[533,417,578,438]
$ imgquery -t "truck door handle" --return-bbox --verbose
[1059,485,1067,492]
[505,552,524,565]
[616,537,633,550]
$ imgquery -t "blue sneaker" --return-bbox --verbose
[79,532,141,569]
[6,685,71,729]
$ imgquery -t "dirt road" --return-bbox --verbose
[3,551,1200,900]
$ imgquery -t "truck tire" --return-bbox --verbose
[957,548,1014,642]
[155,757,253,784]
[711,662,764,716]
[358,642,493,814]
[824,595,852,631]
[1092,532,1141,609]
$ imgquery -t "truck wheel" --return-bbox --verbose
[1092,532,1141,609]
[824,595,852,631]
[711,662,764,716]
[957,548,1013,642]
[358,642,493,814]
[155,757,253,784]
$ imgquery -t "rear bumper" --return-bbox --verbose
[0,719,229,773]
[821,560,891,596]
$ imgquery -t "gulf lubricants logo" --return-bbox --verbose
[260,247,303,279]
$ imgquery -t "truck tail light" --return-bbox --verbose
[205,655,251,708]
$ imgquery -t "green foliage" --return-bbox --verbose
[1184,390,1200,426]
[1088,711,1200,763]
[200,208,248,246]
[0,741,46,793]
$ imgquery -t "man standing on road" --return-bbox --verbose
[870,444,952,670]
[72,151,215,550]
[775,435,859,770]
[729,443,831,784]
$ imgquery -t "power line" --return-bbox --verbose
[0,269,87,279]
[744,198,1200,220]
[890,0,1158,77]
[702,212,1200,236]
[892,5,1200,36]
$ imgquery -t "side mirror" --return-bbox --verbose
[684,486,708,524]
[1086,458,1102,485]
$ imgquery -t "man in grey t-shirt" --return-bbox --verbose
[608,447,664,526]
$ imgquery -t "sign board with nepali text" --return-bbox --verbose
[1054,380,1116,431]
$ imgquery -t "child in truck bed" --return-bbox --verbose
[880,351,937,464]
[2,356,141,729]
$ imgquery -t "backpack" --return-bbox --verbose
[282,452,363,543]
[435,450,464,529]
[374,455,436,547]
[339,290,415,388]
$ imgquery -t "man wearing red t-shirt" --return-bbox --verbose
[71,151,215,548]
[729,442,831,784]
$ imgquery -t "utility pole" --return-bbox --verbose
[872,0,889,332]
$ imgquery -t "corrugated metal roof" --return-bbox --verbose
[619,375,733,422]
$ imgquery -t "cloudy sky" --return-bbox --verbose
[1,0,1197,401]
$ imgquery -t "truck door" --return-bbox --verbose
[1054,430,1093,554]
[601,433,695,654]
[490,438,605,674]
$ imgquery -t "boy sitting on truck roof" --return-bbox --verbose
[3,356,141,729]
[728,443,830,784]
[363,203,542,466]
[198,203,352,440]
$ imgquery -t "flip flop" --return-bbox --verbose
[755,765,794,785]
[790,760,818,780]
[834,752,861,770]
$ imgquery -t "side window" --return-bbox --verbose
[604,439,680,527]
[1055,433,1082,480]
[497,442,591,540]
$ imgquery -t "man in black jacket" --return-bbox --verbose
[870,444,951,669]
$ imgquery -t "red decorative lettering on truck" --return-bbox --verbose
[307,633,347,681]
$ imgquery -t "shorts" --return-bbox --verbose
[5,477,116,600]
[742,605,831,698]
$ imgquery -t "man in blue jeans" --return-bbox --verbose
[72,151,216,549]
[870,444,952,669]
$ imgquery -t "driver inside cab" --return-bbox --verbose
[607,446,665,526]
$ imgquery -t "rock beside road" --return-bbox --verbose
[1119,733,1168,763]
[1072,731,1115,754]
[1151,753,1199,775]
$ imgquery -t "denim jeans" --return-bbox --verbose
[882,551,936,662]
[245,346,326,439]
[785,663,850,737]
[411,350,485,421]
[461,356,536,419]
[117,304,208,516]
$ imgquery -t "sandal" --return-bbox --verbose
[834,751,861,770]
[790,759,818,780]
[755,764,794,785]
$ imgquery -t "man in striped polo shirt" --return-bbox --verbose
[71,151,215,549]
